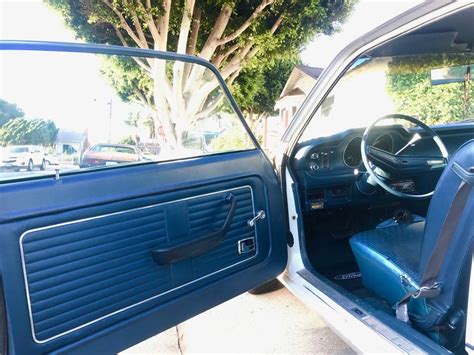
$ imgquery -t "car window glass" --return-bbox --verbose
[0,50,255,181]
[113,147,136,154]
[9,147,27,153]
[91,145,111,153]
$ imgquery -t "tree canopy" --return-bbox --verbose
[0,118,58,147]
[0,98,24,127]
[47,0,354,148]
[233,56,299,116]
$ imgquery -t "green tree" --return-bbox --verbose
[386,53,474,125]
[0,118,58,146]
[119,136,136,145]
[0,98,24,126]
[232,56,298,131]
[47,0,354,148]
[124,112,141,144]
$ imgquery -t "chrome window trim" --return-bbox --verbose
[19,185,257,344]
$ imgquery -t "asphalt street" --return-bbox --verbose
[122,287,354,354]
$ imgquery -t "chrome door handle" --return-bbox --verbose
[247,210,265,227]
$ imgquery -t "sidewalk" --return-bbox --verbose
[122,287,354,354]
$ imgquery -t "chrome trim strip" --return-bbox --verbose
[19,185,257,344]
[342,136,363,169]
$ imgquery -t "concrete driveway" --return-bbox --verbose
[122,287,354,354]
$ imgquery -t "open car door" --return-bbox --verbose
[0,42,287,354]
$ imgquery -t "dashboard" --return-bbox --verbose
[292,123,474,212]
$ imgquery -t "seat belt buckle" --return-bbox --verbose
[395,281,441,323]
[413,282,442,299]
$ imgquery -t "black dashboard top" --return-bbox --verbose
[292,123,474,189]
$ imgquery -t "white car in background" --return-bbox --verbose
[0,145,46,171]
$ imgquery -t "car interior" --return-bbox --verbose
[289,7,473,353]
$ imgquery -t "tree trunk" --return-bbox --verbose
[152,55,177,149]
[247,108,258,133]
[150,57,227,152]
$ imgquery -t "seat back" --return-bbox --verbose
[417,139,474,333]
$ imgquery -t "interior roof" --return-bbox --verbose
[368,5,474,57]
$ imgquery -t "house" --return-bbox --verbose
[262,65,323,151]
[55,129,88,157]
[274,65,323,127]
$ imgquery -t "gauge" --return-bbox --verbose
[343,136,362,168]
[344,152,356,167]
[373,133,394,153]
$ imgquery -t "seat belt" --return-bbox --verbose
[396,165,473,322]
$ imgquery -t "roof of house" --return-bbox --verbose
[56,129,87,144]
[277,65,324,101]
[296,65,324,79]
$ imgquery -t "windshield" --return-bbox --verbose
[7,146,28,153]
[301,53,473,140]
[90,145,136,154]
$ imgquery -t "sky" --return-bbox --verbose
[301,0,421,68]
[0,0,137,143]
[0,0,419,142]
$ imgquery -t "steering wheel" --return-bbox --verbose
[361,114,449,200]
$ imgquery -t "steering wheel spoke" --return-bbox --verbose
[361,114,449,199]
[367,146,447,175]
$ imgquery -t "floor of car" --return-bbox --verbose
[351,285,394,314]
[305,210,364,292]
[303,207,398,313]
[319,262,362,291]
[314,259,393,315]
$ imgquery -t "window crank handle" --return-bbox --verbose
[247,210,266,227]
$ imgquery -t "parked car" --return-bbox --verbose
[0,145,46,171]
[80,143,141,168]
[44,152,59,166]
[138,142,161,161]
[181,130,220,153]
[0,2,473,355]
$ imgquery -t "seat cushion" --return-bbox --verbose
[349,221,425,305]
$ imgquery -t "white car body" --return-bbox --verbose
[0,145,46,171]
[278,2,474,353]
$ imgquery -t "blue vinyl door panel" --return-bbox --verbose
[21,186,254,343]
[0,149,287,354]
